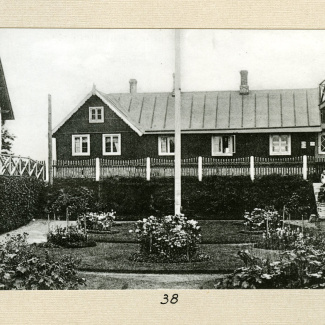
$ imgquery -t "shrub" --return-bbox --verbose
[130,215,204,262]
[216,246,325,289]
[0,233,86,290]
[46,186,95,220]
[0,176,45,234]
[286,192,310,218]
[77,211,116,232]
[47,225,96,248]
[243,207,283,232]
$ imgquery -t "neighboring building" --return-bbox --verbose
[0,57,15,152]
[53,71,323,160]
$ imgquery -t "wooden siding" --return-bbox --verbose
[54,95,318,160]
[55,132,318,160]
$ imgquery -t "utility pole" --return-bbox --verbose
[174,29,181,215]
[48,94,53,185]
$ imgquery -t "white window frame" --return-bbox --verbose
[158,136,175,156]
[269,134,291,156]
[102,134,121,156]
[211,135,236,156]
[89,106,104,123]
[318,133,325,154]
[72,134,90,156]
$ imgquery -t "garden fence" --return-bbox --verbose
[0,154,46,180]
[52,155,325,181]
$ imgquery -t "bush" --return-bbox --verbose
[216,246,325,289]
[77,211,116,232]
[243,207,283,232]
[0,233,86,290]
[47,225,96,248]
[130,215,205,262]
[46,186,95,220]
[0,176,45,234]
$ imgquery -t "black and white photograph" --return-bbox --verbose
[2,28,325,291]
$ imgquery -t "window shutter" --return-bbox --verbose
[232,135,236,153]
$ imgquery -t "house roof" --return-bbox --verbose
[106,88,321,134]
[0,58,14,121]
[53,86,322,136]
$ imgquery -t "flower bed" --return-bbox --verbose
[47,225,96,248]
[129,215,210,263]
[77,211,116,233]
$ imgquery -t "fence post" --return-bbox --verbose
[303,155,307,180]
[95,158,100,181]
[250,156,255,181]
[198,156,202,181]
[146,157,151,181]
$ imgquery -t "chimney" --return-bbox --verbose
[239,70,249,95]
[129,79,137,95]
[172,73,175,97]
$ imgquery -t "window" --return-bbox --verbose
[319,133,325,154]
[269,134,291,155]
[72,135,90,156]
[212,135,236,156]
[89,107,104,123]
[102,134,121,155]
[158,136,175,155]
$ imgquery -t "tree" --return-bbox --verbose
[1,126,15,154]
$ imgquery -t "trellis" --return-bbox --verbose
[0,154,46,180]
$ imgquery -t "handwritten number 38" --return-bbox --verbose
[160,294,178,304]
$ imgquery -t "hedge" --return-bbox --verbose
[51,175,316,220]
[0,176,46,234]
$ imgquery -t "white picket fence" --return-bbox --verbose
[52,155,318,181]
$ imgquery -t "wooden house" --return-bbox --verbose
[0,57,15,152]
[53,71,323,160]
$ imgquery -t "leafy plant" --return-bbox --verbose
[216,246,325,289]
[1,127,15,154]
[0,233,86,290]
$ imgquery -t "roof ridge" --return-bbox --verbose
[105,87,318,96]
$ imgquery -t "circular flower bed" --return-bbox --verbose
[77,211,116,233]
[129,214,209,263]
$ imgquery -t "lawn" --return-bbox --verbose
[88,220,261,244]
[35,242,251,273]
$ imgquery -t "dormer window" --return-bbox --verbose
[89,107,104,123]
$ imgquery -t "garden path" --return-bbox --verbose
[79,271,224,289]
[0,220,76,244]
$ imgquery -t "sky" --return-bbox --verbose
[1,29,325,160]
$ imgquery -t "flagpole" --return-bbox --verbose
[174,29,181,215]
[48,94,53,185]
